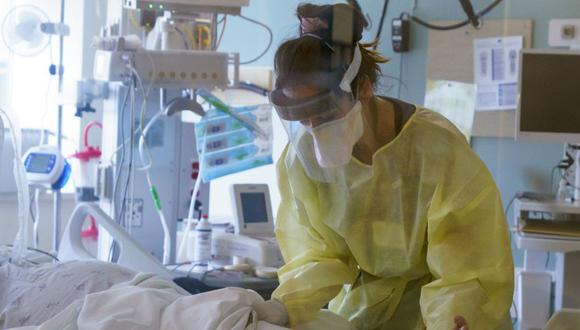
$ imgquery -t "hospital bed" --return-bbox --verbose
[58,203,173,278]
[6,203,353,330]
[58,203,278,297]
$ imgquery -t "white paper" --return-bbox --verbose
[473,36,523,111]
[424,80,476,142]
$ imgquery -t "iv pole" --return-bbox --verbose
[53,0,66,252]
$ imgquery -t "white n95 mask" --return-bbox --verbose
[305,101,364,168]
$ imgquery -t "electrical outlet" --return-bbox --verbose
[549,19,580,47]
[124,198,144,227]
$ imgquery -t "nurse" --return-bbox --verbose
[266,2,514,330]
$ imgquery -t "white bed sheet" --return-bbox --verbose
[7,272,354,330]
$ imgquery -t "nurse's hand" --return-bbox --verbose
[453,316,469,330]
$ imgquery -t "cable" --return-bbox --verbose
[1,244,60,263]
[237,14,273,65]
[116,63,151,227]
[118,81,136,229]
[39,77,54,145]
[560,168,580,190]
[458,0,479,27]
[112,87,131,221]
[374,0,390,50]
[397,52,404,98]
[173,25,191,49]
[403,0,504,31]
[504,194,518,229]
[215,15,227,50]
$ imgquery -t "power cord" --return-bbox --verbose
[373,0,390,49]
[403,0,504,31]
[237,14,273,65]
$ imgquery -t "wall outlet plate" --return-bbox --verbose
[124,198,144,227]
[549,19,580,47]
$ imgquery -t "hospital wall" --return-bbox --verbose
[219,0,580,267]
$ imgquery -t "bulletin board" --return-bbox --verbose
[426,20,533,138]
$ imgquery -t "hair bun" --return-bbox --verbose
[297,2,367,46]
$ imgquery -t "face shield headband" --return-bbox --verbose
[270,35,362,123]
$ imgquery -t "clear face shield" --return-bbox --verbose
[270,45,363,183]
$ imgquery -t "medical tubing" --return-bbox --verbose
[177,133,208,261]
[33,189,40,249]
[0,108,30,264]
[150,186,162,210]
[215,15,228,50]
[178,169,204,261]
[138,110,171,265]
[197,89,266,137]
[126,79,137,229]
[83,121,103,148]
[404,0,503,31]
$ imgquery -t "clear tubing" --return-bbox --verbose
[138,110,170,264]
[33,189,40,249]
[177,131,207,262]
[0,108,30,264]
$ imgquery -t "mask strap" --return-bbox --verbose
[302,33,336,52]
[339,44,362,93]
[300,34,362,94]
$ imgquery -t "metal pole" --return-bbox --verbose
[53,0,66,252]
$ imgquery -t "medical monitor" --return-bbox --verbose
[516,49,580,143]
[230,184,274,236]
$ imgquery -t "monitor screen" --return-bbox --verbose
[26,153,54,174]
[519,52,580,135]
[240,192,268,223]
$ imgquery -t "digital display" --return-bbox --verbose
[26,153,54,174]
[240,192,268,223]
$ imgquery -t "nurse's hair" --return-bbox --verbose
[274,1,388,95]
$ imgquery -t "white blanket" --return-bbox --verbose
[9,273,353,330]
[1,261,136,328]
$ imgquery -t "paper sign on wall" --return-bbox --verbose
[473,36,523,111]
[424,80,475,142]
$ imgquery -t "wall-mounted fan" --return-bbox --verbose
[1,5,52,57]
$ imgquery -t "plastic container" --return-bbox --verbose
[70,121,102,202]
[193,215,212,263]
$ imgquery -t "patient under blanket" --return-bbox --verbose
[1,261,353,330]
[0,261,136,328]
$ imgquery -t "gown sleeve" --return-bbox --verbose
[421,141,514,330]
[272,148,358,326]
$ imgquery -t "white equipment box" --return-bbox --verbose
[123,0,249,14]
[213,233,283,267]
[94,49,231,90]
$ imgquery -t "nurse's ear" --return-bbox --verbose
[356,75,374,104]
